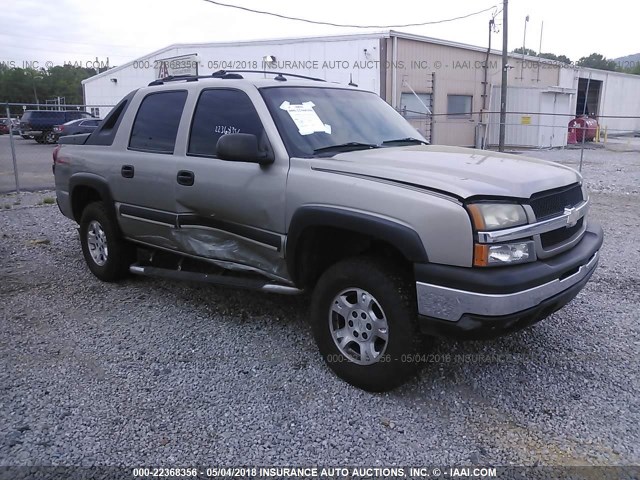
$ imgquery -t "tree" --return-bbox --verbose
[539,52,572,64]
[512,48,572,64]
[0,65,101,115]
[576,53,618,71]
[512,47,538,57]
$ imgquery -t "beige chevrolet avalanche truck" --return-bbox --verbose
[53,70,603,391]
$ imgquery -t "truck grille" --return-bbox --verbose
[540,218,584,249]
[530,183,583,220]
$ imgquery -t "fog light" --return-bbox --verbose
[474,241,535,267]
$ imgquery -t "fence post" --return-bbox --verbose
[5,103,20,195]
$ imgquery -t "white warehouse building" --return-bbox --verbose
[83,31,640,148]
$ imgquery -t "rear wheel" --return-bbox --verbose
[43,130,57,144]
[311,257,425,391]
[79,202,135,282]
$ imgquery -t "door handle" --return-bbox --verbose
[177,170,195,186]
[121,165,135,178]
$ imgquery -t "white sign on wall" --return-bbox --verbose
[155,54,199,79]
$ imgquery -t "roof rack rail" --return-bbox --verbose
[148,75,209,86]
[211,70,326,82]
[148,69,326,87]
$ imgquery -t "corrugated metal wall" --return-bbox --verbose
[487,86,572,148]
[389,36,561,146]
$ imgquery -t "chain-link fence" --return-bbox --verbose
[1,102,114,194]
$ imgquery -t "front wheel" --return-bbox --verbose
[79,202,135,282]
[311,257,425,391]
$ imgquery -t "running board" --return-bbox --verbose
[129,265,303,295]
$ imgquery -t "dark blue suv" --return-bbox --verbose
[19,110,95,144]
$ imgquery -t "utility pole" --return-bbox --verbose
[481,17,494,150]
[482,18,494,112]
[536,21,544,83]
[519,15,529,81]
[498,0,509,152]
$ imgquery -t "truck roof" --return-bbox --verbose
[144,70,362,92]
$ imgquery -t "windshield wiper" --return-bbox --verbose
[381,137,429,146]
[313,142,379,155]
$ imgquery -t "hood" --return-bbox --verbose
[310,145,581,200]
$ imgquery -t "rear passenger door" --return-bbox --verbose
[173,88,289,279]
[110,90,188,250]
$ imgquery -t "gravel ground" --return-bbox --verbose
[0,148,638,468]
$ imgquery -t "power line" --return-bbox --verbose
[200,0,498,28]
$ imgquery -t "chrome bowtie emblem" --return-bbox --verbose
[564,207,580,227]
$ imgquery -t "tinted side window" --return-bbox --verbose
[86,89,137,146]
[130,91,187,154]
[188,89,264,157]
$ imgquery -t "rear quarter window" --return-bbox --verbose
[129,90,187,154]
[85,89,138,146]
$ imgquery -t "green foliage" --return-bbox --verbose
[511,48,572,64]
[0,65,100,115]
[618,61,640,75]
[512,47,538,57]
[539,52,572,64]
[576,53,618,71]
[510,49,639,75]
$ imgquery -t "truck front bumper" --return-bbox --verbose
[415,222,603,339]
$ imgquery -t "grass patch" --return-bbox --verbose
[42,197,55,205]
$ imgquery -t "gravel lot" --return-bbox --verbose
[0,148,638,468]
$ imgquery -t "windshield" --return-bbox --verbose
[260,87,427,157]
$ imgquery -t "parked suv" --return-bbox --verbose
[20,110,94,144]
[53,71,603,391]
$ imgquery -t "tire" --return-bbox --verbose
[43,131,56,144]
[21,135,30,140]
[35,135,44,143]
[311,256,425,391]
[79,202,135,282]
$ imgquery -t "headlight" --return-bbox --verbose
[474,241,535,266]
[466,203,528,231]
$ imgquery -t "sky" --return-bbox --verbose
[1,0,638,69]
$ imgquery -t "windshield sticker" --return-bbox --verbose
[215,125,240,134]
[279,101,331,135]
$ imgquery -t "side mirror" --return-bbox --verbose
[216,133,274,165]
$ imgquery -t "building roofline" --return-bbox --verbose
[82,31,392,84]
[387,30,571,65]
[576,65,640,79]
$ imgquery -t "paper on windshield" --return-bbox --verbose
[279,101,332,135]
